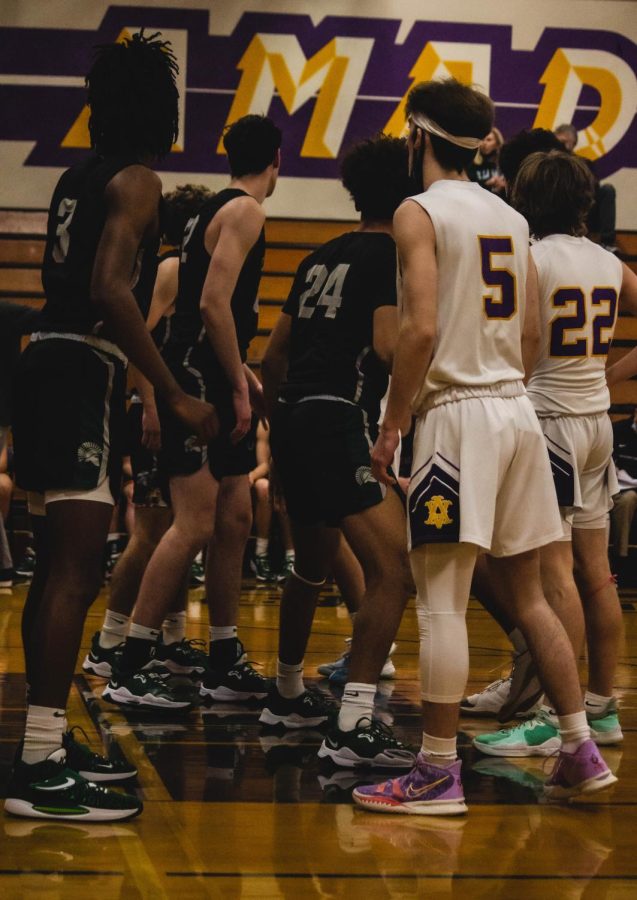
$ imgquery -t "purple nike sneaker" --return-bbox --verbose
[352,752,467,816]
[544,740,617,800]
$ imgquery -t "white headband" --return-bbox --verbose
[410,112,482,150]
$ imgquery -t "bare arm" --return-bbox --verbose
[373,306,399,369]
[606,263,637,388]
[200,196,265,442]
[261,312,292,422]
[522,252,541,382]
[91,166,217,440]
[372,201,437,485]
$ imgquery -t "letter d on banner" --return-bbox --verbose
[534,48,637,160]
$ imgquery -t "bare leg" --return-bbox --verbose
[109,506,172,617]
[206,475,252,628]
[471,553,515,636]
[253,477,272,542]
[573,527,623,697]
[341,490,411,684]
[490,550,583,716]
[332,534,365,616]
[539,540,585,659]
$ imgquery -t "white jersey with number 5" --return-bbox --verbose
[526,235,623,416]
[408,181,530,413]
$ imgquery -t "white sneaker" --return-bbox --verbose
[460,677,512,716]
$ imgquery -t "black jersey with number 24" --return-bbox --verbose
[280,231,397,421]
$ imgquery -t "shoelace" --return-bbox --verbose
[355,717,403,746]
[66,725,100,761]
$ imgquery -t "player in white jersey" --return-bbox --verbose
[352,79,616,816]
[474,150,637,759]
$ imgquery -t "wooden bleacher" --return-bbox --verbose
[1,209,636,415]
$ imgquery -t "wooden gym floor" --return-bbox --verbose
[0,577,636,899]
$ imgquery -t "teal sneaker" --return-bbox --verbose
[473,710,561,757]
[587,698,623,745]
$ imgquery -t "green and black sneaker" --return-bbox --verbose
[4,748,142,822]
[318,718,416,769]
[152,637,209,679]
[82,631,123,679]
[63,728,137,782]
[102,667,195,710]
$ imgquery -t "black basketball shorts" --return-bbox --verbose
[126,399,169,507]
[270,398,385,527]
[12,334,126,498]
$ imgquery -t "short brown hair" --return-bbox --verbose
[406,79,494,174]
[511,150,594,238]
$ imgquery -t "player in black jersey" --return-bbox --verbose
[104,115,281,708]
[5,33,217,824]
[259,135,415,768]
[84,185,213,682]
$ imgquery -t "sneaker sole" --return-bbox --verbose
[472,737,561,758]
[75,768,138,782]
[82,657,113,678]
[259,709,330,729]
[318,743,415,769]
[200,685,268,702]
[590,727,624,746]
[498,683,544,723]
[460,703,505,717]
[544,769,618,800]
[4,798,143,822]
[102,686,192,709]
[352,791,467,816]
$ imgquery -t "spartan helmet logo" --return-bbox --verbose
[424,495,453,529]
[77,442,102,468]
[355,466,377,486]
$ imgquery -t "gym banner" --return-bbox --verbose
[1,1,636,224]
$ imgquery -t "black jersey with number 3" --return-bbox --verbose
[280,231,397,420]
[169,188,265,364]
[39,155,160,335]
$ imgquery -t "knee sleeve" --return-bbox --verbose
[411,543,477,704]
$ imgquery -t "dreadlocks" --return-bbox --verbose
[86,30,179,160]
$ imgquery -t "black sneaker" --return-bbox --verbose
[252,554,276,582]
[62,728,137,782]
[0,568,12,590]
[200,661,273,702]
[15,548,36,580]
[259,686,336,729]
[4,748,142,822]
[102,668,194,710]
[82,631,123,679]
[318,718,416,768]
[153,636,208,679]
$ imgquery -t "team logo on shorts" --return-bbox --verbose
[355,466,377,486]
[77,442,102,468]
[184,435,200,453]
[424,495,454,529]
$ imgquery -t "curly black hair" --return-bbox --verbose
[163,184,213,245]
[340,134,411,221]
[86,30,179,159]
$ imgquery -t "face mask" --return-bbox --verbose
[409,128,425,193]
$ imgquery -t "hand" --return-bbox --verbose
[371,425,400,486]
[170,392,219,443]
[231,383,252,444]
[245,366,267,420]
[141,405,162,453]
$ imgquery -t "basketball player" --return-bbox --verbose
[103,115,281,708]
[83,185,212,681]
[474,150,637,757]
[354,79,615,815]
[6,33,217,822]
[260,135,415,769]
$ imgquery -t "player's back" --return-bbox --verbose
[409,180,529,411]
[527,235,623,416]
[280,231,397,421]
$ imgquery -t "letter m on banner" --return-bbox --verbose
[218,34,373,158]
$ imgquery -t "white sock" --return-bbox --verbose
[421,731,458,766]
[128,622,160,642]
[277,660,304,699]
[256,538,268,557]
[508,627,527,655]
[162,611,187,645]
[209,626,238,643]
[99,610,130,649]
[22,704,67,764]
[285,549,295,561]
[558,711,590,753]
[584,690,613,715]
[338,682,376,731]
[107,532,120,544]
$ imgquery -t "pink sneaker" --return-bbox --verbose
[544,740,617,800]
[352,753,467,816]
